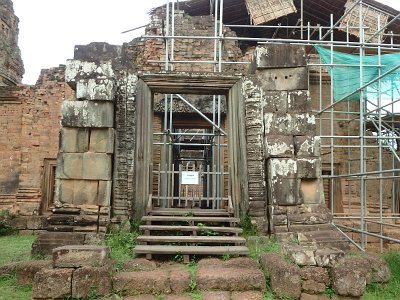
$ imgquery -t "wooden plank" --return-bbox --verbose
[134,245,249,255]
[141,216,240,223]
[139,225,243,234]
[149,209,231,217]
[137,236,246,244]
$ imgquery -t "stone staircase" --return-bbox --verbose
[134,208,249,261]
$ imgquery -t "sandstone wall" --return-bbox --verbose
[0,0,23,86]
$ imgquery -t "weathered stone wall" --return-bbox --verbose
[0,66,72,219]
[246,44,330,234]
[0,0,23,86]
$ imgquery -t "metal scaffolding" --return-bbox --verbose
[142,0,400,252]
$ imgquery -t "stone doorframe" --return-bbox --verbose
[134,73,249,218]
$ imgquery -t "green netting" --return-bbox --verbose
[315,45,400,102]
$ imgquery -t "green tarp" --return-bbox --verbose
[315,45,400,102]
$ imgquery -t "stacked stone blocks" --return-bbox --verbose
[54,60,116,233]
[248,44,328,233]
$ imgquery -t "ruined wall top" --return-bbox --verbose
[0,0,24,86]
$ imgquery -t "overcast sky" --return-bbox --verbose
[11,0,400,85]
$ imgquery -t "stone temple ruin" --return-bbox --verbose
[1,0,400,298]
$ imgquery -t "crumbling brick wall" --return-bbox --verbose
[0,66,73,219]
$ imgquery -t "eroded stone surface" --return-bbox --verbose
[71,263,114,297]
[113,270,171,295]
[53,245,110,268]
[123,258,157,271]
[259,252,301,299]
[32,268,74,299]
[16,260,52,285]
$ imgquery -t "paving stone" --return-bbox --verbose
[32,268,74,299]
[201,291,230,300]
[231,291,263,300]
[300,294,330,300]
[123,258,157,271]
[113,270,171,295]
[170,268,191,293]
[71,263,113,298]
[16,260,52,285]
[53,245,110,268]
[164,296,194,300]
[196,266,265,291]
[123,296,156,300]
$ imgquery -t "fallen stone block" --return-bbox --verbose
[231,291,263,300]
[314,248,345,267]
[16,260,52,285]
[282,244,317,266]
[53,245,111,268]
[300,293,330,300]
[32,268,74,299]
[113,270,171,295]
[196,262,265,291]
[332,261,368,297]
[71,263,114,298]
[123,258,157,271]
[260,252,301,298]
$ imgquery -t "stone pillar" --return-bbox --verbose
[53,60,116,233]
[248,44,330,234]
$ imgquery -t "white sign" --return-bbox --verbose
[181,171,199,185]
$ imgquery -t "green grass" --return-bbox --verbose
[104,219,140,267]
[362,251,400,300]
[0,275,32,300]
[0,235,36,266]
[248,237,283,259]
[0,235,36,300]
